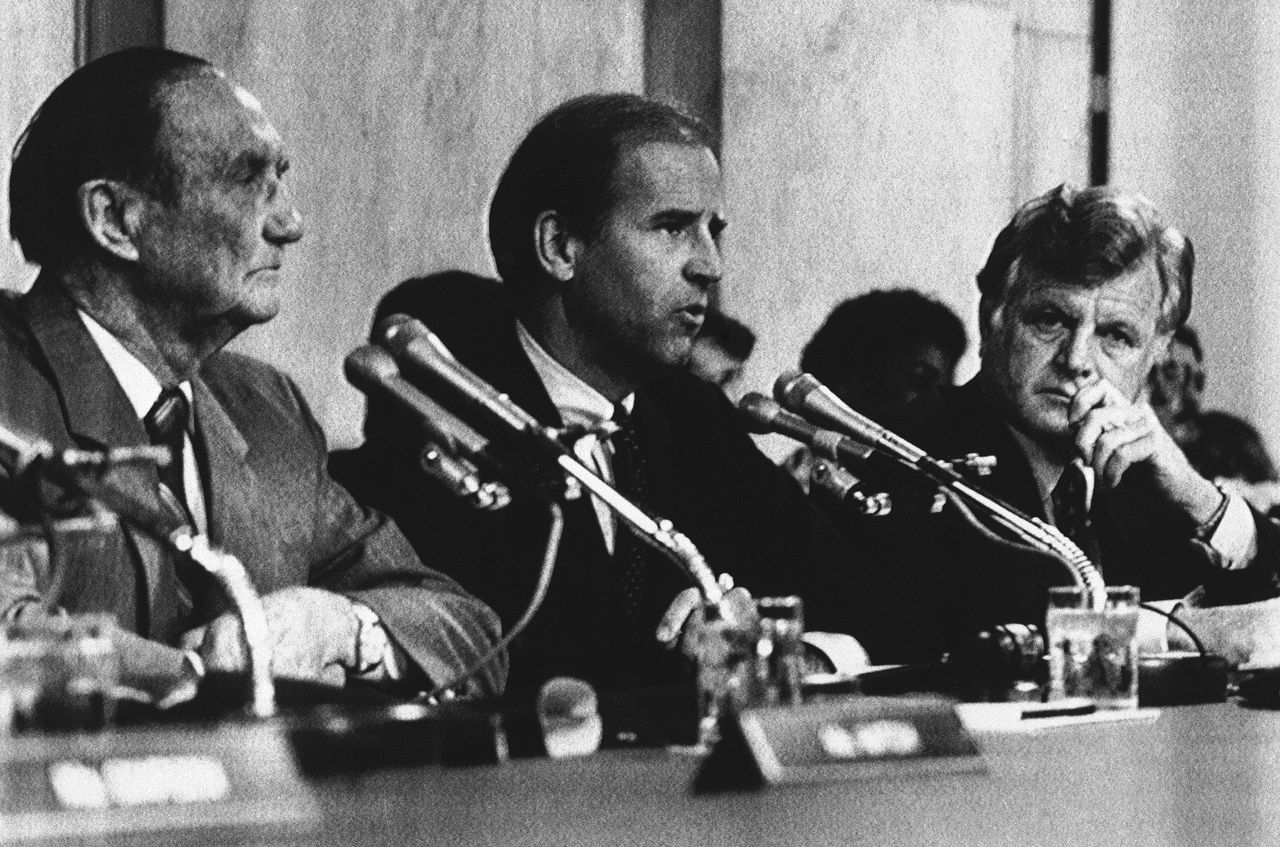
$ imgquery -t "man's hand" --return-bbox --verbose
[1069,378,1221,522]
[191,586,359,687]
[655,583,756,650]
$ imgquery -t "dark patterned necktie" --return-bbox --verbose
[144,386,206,619]
[609,403,650,623]
[1052,461,1101,571]
[144,387,193,525]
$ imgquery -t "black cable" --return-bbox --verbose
[423,499,565,703]
[1140,601,1207,657]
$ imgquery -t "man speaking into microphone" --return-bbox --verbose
[334,95,866,718]
[829,184,1280,663]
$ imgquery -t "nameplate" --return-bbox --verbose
[696,695,984,791]
[1,722,318,843]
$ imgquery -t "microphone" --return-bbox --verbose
[376,314,544,438]
[346,344,495,458]
[774,372,1107,610]
[737,392,876,470]
[376,314,726,606]
[773,371,931,468]
[536,677,602,759]
[345,345,510,510]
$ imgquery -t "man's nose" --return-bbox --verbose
[1056,329,1096,378]
[265,184,304,245]
[685,229,722,288]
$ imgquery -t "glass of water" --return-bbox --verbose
[1046,586,1141,710]
[0,613,119,734]
[750,596,805,707]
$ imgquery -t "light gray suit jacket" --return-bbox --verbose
[0,275,505,696]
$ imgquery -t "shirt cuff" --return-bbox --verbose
[349,600,403,682]
[1197,491,1258,570]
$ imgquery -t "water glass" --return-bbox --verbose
[1046,586,1140,710]
[0,613,119,734]
[750,596,805,707]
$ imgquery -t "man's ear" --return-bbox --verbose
[533,210,580,283]
[76,179,146,263]
[977,295,997,358]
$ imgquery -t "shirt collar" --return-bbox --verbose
[77,309,192,422]
[516,320,633,425]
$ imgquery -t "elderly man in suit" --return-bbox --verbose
[0,48,504,703]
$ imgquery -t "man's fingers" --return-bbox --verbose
[1066,378,1124,424]
[1073,407,1130,462]
[1099,430,1157,488]
[656,587,702,645]
[198,614,247,674]
[720,587,757,629]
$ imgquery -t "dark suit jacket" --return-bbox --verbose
[0,275,505,696]
[331,287,864,697]
[827,378,1280,664]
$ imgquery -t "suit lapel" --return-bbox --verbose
[190,374,268,603]
[21,277,147,453]
[949,381,1049,520]
[18,276,178,636]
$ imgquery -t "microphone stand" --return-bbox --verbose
[550,447,724,607]
[772,374,1107,611]
[0,423,276,717]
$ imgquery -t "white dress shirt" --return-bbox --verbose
[77,310,207,534]
[516,321,633,554]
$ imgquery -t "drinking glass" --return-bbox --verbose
[1046,586,1140,710]
[0,613,119,734]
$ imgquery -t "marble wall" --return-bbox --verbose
[1112,0,1280,454]
[722,0,1091,456]
[0,2,76,292]
[166,0,645,446]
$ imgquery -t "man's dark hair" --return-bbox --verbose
[1186,411,1279,484]
[800,289,967,386]
[9,47,212,268]
[487,92,715,305]
[975,184,1194,332]
[698,308,756,361]
[1173,323,1203,362]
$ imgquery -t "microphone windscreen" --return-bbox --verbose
[536,677,602,759]
[736,392,784,434]
[773,369,808,406]
[344,344,399,388]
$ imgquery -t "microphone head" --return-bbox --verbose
[376,312,457,363]
[374,312,416,345]
[344,344,399,388]
[774,370,821,409]
[536,676,602,759]
[736,392,785,434]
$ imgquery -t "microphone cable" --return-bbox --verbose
[422,499,566,704]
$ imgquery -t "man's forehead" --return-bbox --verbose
[611,141,722,207]
[158,74,284,165]
[1010,261,1165,321]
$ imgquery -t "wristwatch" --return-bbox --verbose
[350,600,389,677]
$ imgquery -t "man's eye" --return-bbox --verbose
[658,221,685,235]
[1028,312,1064,331]
[1102,328,1136,348]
